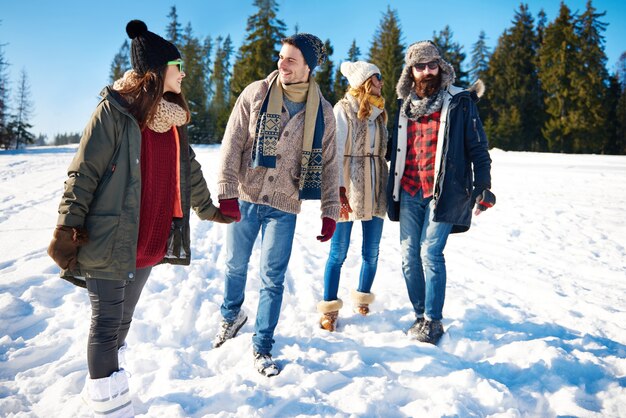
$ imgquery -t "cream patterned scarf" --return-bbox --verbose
[251,73,325,199]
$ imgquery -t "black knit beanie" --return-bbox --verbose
[283,33,326,71]
[126,20,181,75]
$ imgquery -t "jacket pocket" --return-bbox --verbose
[78,215,120,269]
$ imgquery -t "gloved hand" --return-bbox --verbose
[316,217,336,242]
[473,189,496,215]
[339,186,352,221]
[219,198,241,222]
[47,225,89,270]
[211,209,236,224]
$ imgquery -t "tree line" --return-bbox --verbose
[0,19,37,150]
[2,1,625,154]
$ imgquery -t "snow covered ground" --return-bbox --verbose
[1,145,625,417]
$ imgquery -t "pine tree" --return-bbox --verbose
[53,132,81,146]
[209,35,233,142]
[469,31,490,82]
[347,41,361,62]
[333,39,361,102]
[11,69,35,149]
[538,2,580,153]
[433,25,468,87]
[484,3,544,151]
[166,6,183,47]
[0,34,10,150]
[332,39,360,101]
[617,51,626,87]
[368,6,405,122]
[109,40,130,83]
[604,75,623,154]
[536,9,547,45]
[469,31,492,144]
[180,23,210,144]
[315,39,335,103]
[610,52,626,155]
[230,0,286,104]
[572,0,610,153]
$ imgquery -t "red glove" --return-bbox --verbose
[219,198,241,222]
[317,217,336,242]
[339,187,352,221]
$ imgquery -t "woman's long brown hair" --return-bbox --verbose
[113,66,190,130]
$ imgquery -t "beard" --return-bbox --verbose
[414,72,442,98]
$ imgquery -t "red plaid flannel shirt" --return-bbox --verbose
[401,112,441,198]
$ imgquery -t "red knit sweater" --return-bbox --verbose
[136,127,177,268]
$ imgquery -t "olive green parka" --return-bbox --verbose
[56,87,220,287]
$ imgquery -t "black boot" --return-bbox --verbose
[415,320,444,345]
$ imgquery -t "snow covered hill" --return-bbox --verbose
[1,145,625,417]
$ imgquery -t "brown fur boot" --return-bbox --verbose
[351,290,375,316]
[317,299,343,332]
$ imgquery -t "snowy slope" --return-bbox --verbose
[0,145,625,417]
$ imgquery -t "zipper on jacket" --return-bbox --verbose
[434,111,453,203]
[473,117,480,142]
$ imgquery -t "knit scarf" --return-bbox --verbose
[401,89,446,120]
[147,100,187,133]
[251,73,325,200]
[282,82,309,103]
[349,89,385,110]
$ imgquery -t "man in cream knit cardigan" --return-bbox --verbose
[213,33,340,377]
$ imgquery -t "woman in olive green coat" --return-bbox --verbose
[47,20,231,417]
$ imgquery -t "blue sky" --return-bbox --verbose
[2,0,625,139]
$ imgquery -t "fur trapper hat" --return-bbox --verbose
[396,40,456,100]
[340,61,380,89]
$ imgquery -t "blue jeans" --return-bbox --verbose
[399,189,453,321]
[221,200,297,354]
[323,217,384,301]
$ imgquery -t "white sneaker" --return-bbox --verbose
[213,310,248,348]
[254,352,280,377]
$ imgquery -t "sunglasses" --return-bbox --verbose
[167,59,184,73]
[373,73,382,81]
[414,60,439,71]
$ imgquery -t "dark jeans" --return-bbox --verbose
[86,267,152,379]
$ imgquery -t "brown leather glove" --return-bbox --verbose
[47,226,89,270]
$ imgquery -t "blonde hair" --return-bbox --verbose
[348,78,387,124]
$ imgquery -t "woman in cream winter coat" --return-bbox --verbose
[318,61,389,332]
